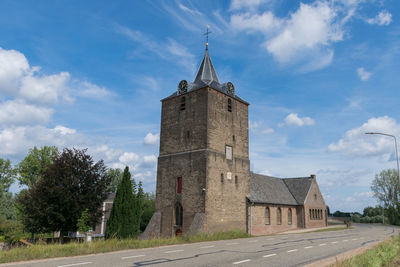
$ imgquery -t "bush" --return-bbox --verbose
[352,214,361,223]
[0,220,23,245]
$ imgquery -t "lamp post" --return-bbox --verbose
[365,132,400,225]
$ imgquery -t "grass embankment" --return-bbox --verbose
[333,235,400,267]
[0,230,249,264]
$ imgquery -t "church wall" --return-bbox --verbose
[155,150,207,237]
[304,178,327,228]
[249,204,298,235]
[159,88,208,156]
[202,88,250,233]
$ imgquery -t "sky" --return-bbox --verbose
[0,0,399,213]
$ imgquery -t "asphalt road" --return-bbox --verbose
[2,224,397,267]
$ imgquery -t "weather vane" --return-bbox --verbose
[204,25,212,50]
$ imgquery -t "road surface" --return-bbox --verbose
[2,224,397,267]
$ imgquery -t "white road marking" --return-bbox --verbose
[352,238,357,240]
[200,245,215,249]
[248,240,259,243]
[58,263,92,267]
[287,249,298,253]
[164,249,184,253]
[319,243,327,246]
[233,259,251,264]
[281,237,288,239]
[331,241,338,244]
[343,240,349,242]
[263,253,277,258]
[227,242,239,245]
[267,238,274,241]
[304,246,313,249]
[121,255,145,260]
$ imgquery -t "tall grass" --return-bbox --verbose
[333,235,400,267]
[0,230,249,263]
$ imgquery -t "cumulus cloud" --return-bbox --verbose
[144,133,159,145]
[0,47,30,95]
[266,2,342,64]
[230,0,268,10]
[328,116,400,157]
[231,12,281,33]
[366,10,392,26]
[140,154,157,168]
[119,152,140,165]
[357,67,372,81]
[284,113,315,127]
[0,100,53,126]
[78,81,112,99]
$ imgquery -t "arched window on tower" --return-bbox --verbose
[265,207,270,225]
[180,97,186,110]
[288,208,292,225]
[277,208,281,225]
[227,98,232,112]
[175,203,183,226]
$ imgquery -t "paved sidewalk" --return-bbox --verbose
[279,224,348,235]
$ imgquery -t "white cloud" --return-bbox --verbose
[53,125,76,135]
[284,113,315,127]
[178,3,202,15]
[79,81,112,99]
[140,154,157,168]
[357,67,372,81]
[366,10,392,26]
[230,0,268,11]
[0,100,53,126]
[266,2,342,63]
[231,12,281,34]
[19,71,71,104]
[249,121,260,130]
[119,152,140,165]
[262,128,274,134]
[144,133,159,145]
[0,47,30,95]
[328,116,400,157]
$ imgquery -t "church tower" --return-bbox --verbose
[146,44,250,237]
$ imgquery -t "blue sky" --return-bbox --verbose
[0,0,399,212]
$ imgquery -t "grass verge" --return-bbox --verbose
[332,235,400,267]
[310,226,352,233]
[0,230,249,264]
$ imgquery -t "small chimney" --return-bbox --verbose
[310,174,316,180]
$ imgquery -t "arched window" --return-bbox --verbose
[309,209,312,220]
[277,208,281,225]
[288,208,292,225]
[175,203,183,226]
[312,209,315,220]
[235,175,238,185]
[180,97,186,110]
[221,173,224,183]
[265,207,270,225]
[227,98,232,112]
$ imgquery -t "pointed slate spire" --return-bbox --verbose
[193,49,220,87]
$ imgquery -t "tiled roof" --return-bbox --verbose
[249,173,313,205]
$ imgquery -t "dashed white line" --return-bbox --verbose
[281,237,288,239]
[331,241,338,244]
[200,245,215,249]
[233,259,251,264]
[304,246,313,249]
[248,240,259,243]
[352,238,357,240]
[343,240,349,242]
[319,243,327,246]
[287,249,298,253]
[164,249,184,253]
[121,255,145,260]
[58,263,92,267]
[267,238,274,241]
[263,253,277,258]
[227,242,240,245]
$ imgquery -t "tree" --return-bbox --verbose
[17,146,58,188]
[0,192,16,221]
[140,192,155,232]
[77,209,91,233]
[17,148,111,241]
[105,167,138,239]
[371,169,400,225]
[105,168,123,193]
[0,158,16,192]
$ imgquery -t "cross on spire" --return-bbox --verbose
[204,25,212,50]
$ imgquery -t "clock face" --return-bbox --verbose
[178,80,188,94]
[227,82,235,95]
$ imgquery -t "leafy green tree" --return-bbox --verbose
[0,192,16,221]
[140,192,155,232]
[352,214,361,223]
[371,169,400,225]
[105,167,138,239]
[17,148,111,241]
[0,158,16,192]
[17,146,58,188]
[105,168,123,193]
[77,209,91,233]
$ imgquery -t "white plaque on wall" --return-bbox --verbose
[227,172,232,180]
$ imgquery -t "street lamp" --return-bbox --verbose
[365,132,400,224]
